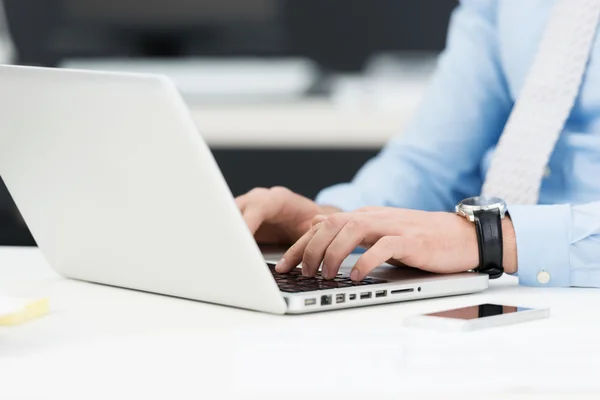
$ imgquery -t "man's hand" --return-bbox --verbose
[235,187,340,245]
[275,207,518,280]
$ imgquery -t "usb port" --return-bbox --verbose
[360,292,372,300]
[375,290,387,298]
[349,294,356,300]
[304,298,316,306]
[335,294,345,304]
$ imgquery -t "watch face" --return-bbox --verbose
[461,196,504,207]
[457,197,507,221]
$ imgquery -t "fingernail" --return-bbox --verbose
[350,268,360,281]
[275,258,285,272]
[302,263,309,276]
[321,264,329,279]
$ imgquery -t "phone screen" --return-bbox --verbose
[426,304,532,320]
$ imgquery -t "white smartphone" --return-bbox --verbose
[404,303,550,332]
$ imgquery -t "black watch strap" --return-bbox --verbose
[473,209,504,279]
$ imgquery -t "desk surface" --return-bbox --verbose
[1,247,599,399]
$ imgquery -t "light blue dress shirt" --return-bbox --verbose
[316,0,600,288]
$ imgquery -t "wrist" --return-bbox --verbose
[456,197,510,279]
[502,216,518,274]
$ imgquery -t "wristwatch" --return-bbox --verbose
[455,196,507,279]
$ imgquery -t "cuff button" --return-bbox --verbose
[537,271,551,285]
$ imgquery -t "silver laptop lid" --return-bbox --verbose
[0,65,286,314]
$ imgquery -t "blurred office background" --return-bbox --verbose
[0,0,455,245]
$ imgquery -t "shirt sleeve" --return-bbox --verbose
[509,202,600,288]
[316,0,512,212]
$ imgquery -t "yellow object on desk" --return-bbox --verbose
[0,296,49,326]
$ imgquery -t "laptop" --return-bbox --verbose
[0,65,488,314]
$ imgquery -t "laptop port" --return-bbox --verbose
[360,292,372,300]
[304,298,316,306]
[375,290,387,298]
[335,294,345,304]
[391,288,415,295]
[349,294,356,300]
[321,295,332,306]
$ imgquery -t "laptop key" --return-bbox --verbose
[272,266,387,293]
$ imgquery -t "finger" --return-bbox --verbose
[310,214,327,226]
[235,188,269,215]
[302,214,350,276]
[321,217,388,279]
[351,236,406,281]
[235,187,266,211]
[276,223,321,273]
[235,194,249,212]
[236,188,283,234]
[242,208,265,235]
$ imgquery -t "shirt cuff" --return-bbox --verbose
[508,204,571,287]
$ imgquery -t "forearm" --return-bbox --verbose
[316,145,471,213]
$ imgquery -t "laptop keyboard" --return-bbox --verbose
[267,263,387,293]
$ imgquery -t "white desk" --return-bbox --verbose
[1,247,599,399]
